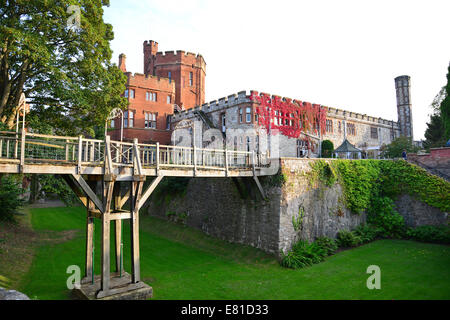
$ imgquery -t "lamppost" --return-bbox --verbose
[15,93,27,158]
[105,108,124,141]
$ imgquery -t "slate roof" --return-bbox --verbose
[334,139,362,153]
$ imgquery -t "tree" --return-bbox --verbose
[321,140,334,158]
[0,174,25,221]
[0,0,127,136]
[423,113,446,149]
[440,63,450,141]
[380,136,419,159]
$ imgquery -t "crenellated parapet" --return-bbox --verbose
[125,72,175,92]
[172,90,400,130]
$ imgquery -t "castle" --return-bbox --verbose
[109,40,413,159]
[109,40,205,144]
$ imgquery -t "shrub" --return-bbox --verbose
[314,236,338,256]
[321,140,334,158]
[336,230,361,248]
[406,225,450,244]
[281,250,312,269]
[353,224,379,244]
[280,239,328,269]
[367,196,405,238]
[0,175,25,221]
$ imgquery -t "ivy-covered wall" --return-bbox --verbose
[147,159,450,256]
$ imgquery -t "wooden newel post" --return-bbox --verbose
[224,146,229,176]
[156,142,160,176]
[252,151,256,176]
[19,127,26,172]
[78,136,83,174]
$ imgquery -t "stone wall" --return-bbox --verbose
[407,148,450,181]
[147,158,448,256]
[147,158,366,256]
[277,159,366,253]
[395,194,448,227]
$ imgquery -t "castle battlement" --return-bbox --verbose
[126,72,172,84]
[155,50,205,61]
[172,90,399,128]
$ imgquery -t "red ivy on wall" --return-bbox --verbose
[249,91,327,139]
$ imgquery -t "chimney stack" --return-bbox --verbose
[118,53,127,72]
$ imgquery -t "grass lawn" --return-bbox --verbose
[5,206,450,300]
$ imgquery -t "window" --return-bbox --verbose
[246,136,251,152]
[167,95,171,104]
[326,119,333,133]
[221,113,226,133]
[124,89,129,98]
[347,122,356,136]
[127,89,134,99]
[123,110,134,128]
[246,107,251,123]
[124,111,128,128]
[146,92,157,102]
[239,108,243,123]
[168,71,172,83]
[110,119,115,128]
[129,110,134,128]
[145,112,157,129]
[189,72,193,86]
[338,121,341,133]
[370,126,378,139]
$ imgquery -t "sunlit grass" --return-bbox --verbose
[13,206,450,300]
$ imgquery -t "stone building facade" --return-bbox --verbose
[171,90,401,159]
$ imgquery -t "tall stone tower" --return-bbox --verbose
[143,40,206,110]
[395,75,413,138]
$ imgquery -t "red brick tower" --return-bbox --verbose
[143,40,206,109]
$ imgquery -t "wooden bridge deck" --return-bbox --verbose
[0,131,271,178]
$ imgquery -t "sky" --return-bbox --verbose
[103,0,450,141]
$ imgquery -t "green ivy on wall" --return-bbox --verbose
[304,159,450,235]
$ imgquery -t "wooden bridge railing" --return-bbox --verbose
[0,131,270,173]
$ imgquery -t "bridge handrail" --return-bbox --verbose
[0,130,268,172]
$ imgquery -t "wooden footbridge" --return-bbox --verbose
[0,130,272,299]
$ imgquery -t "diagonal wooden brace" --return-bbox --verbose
[71,174,104,213]
[137,175,163,212]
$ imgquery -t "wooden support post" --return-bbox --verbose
[105,135,113,174]
[224,147,229,177]
[156,142,160,176]
[84,179,97,282]
[77,136,83,174]
[252,151,256,176]
[19,129,25,172]
[113,182,122,274]
[65,140,69,162]
[96,180,115,298]
[193,144,197,176]
[130,179,144,283]
[133,138,142,176]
